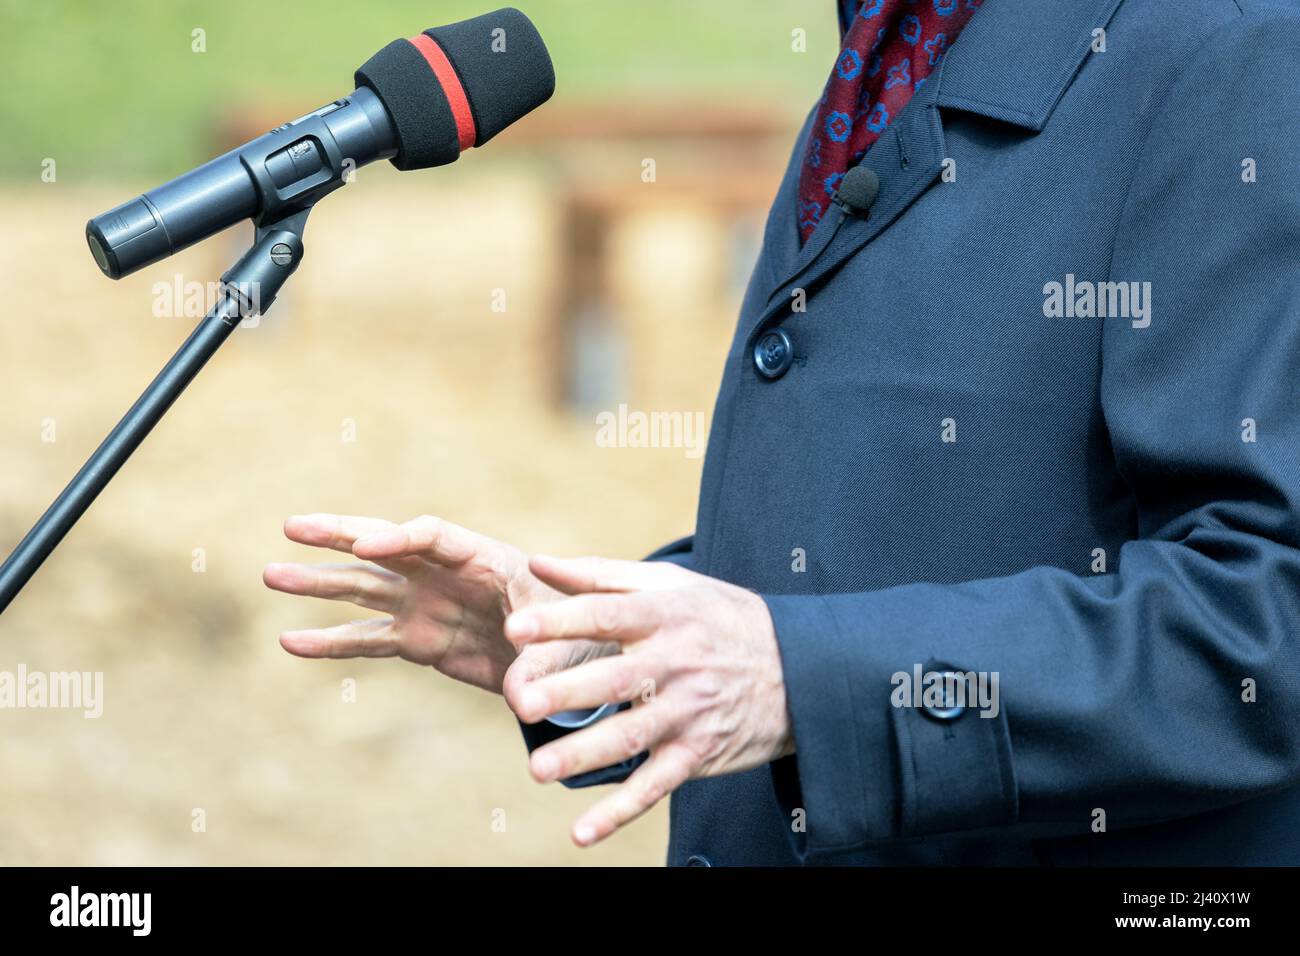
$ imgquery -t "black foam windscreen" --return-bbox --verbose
[355,38,461,170]
[837,166,881,215]
[353,7,555,171]
[423,7,556,145]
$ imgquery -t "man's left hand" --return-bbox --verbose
[503,555,793,847]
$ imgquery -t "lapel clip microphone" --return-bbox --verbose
[832,165,881,218]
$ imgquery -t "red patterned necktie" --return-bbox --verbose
[797,0,981,243]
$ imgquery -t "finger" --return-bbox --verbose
[279,617,399,659]
[571,747,695,847]
[283,513,423,576]
[529,554,686,595]
[502,641,607,701]
[508,652,660,724]
[528,704,673,784]
[352,514,487,566]
[504,592,660,646]
[284,514,396,552]
[263,562,403,613]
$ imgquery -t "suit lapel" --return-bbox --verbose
[752,0,1127,338]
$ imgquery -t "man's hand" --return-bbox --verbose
[264,514,611,694]
[503,555,793,847]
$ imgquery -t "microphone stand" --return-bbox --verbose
[0,209,310,615]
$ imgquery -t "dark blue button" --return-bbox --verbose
[686,854,712,867]
[753,328,794,379]
[922,670,967,722]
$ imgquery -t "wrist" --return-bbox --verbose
[737,586,794,759]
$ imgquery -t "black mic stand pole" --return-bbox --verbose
[0,209,310,615]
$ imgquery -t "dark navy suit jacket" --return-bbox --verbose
[523,0,1300,865]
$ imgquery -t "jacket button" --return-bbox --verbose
[922,670,967,722]
[753,328,794,380]
[686,854,712,867]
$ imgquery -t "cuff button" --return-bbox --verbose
[922,670,968,722]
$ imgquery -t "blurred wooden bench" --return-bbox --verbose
[220,99,796,407]
[501,101,793,406]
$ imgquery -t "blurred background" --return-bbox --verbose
[0,0,835,864]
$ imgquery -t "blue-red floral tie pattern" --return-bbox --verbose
[797,0,982,243]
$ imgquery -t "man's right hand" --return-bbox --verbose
[263,513,612,695]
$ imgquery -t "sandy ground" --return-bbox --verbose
[0,165,751,864]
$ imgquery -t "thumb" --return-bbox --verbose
[529,554,686,595]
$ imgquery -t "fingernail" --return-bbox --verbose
[573,823,596,846]
[532,750,558,781]
[507,613,538,640]
[518,686,546,718]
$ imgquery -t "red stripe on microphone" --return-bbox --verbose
[407,33,476,150]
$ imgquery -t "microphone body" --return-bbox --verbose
[87,90,396,280]
[85,7,555,280]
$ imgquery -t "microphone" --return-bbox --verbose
[85,7,555,280]
[832,165,880,218]
[0,8,556,615]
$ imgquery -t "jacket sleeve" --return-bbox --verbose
[764,11,1300,853]
[515,536,694,787]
